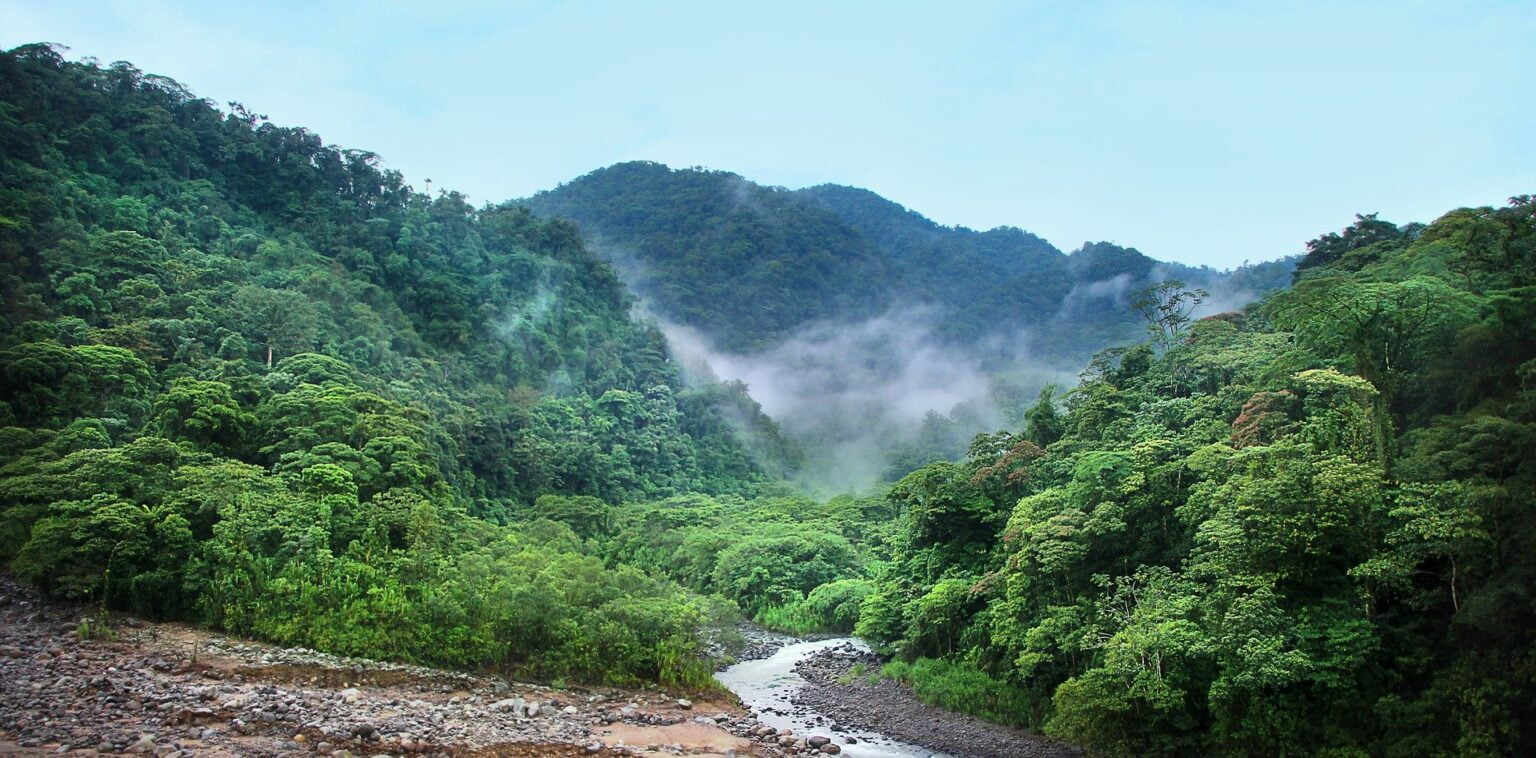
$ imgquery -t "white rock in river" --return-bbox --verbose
[489,697,526,712]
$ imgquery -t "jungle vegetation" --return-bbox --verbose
[3,43,1534,755]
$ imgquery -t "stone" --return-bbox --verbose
[563,705,579,715]
[808,736,831,747]
[339,688,362,704]
[125,736,157,754]
[675,698,693,710]
[489,697,525,712]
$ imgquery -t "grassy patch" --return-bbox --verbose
[882,657,1034,726]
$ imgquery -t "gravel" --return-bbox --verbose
[789,641,1082,758]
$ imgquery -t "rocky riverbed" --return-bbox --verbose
[0,579,794,757]
[722,627,822,669]
[789,642,1081,758]
[1,580,1082,758]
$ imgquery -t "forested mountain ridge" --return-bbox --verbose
[526,162,1295,489]
[525,161,1296,357]
[0,43,799,685]
[5,40,1535,757]
[853,198,1536,754]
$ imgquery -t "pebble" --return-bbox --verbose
[0,578,765,757]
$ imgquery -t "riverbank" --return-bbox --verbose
[791,642,1081,758]
[725,626,841,668]
[0,579,774,757]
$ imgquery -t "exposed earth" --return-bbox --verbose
[0,579,825,757]
[0,580,1079,757]
[789,642,1081,758]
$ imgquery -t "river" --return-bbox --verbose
[715,637,951,758]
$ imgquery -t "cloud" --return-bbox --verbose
[658,306,1071,493]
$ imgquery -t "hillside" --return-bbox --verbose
[4,40,1534,757]
[526,163,1294,487]
[0,43,804,685]
[851,197,1536,754]
[526,161,1295,359]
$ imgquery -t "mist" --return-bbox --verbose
[659,306,1077,494]
[582,231,1278,494]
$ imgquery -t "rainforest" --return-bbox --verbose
[1,39,1534,757]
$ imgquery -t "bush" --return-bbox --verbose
[883,657,1035,726]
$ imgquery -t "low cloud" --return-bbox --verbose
[659,306,1074,493]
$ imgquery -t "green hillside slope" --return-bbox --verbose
[0,43,798,685]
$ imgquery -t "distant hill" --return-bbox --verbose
[525,162,1296,488]
[526,161,1295,360]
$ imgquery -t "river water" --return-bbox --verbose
[715,637,951,758]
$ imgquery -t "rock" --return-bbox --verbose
[525,703,542,718]
[339,687,362,704]
[808,735,831,747]
[492,680,510,694]
[820,744,842,754]
[675,698,693,710]
[125,736,157,754]
[563,705,578,714]
[539,704,559,717]
[352,723,376,739]
[489,697,525,712]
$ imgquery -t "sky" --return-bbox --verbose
[3,0,1533,268]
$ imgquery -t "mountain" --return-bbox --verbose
[525,161,1295,359]
[5,42,1535,756]
[0,43,803,684]
[526,162,1295,488]
[855,191,1536,755]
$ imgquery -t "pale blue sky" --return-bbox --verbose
[4,1,1532,267]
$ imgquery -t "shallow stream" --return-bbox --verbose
[714,637,951,758]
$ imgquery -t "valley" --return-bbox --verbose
[1,39,1534,757]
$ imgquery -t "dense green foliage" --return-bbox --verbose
[5,42,1534,756]
[852,198,1536,754]
[599,493,889,633]
[0,43,802,685]
[527,161,1295,358]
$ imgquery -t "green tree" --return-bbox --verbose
[230,285,320,367]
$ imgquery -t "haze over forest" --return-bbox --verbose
[524,161,1294,490]
[1,4,1534,755]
